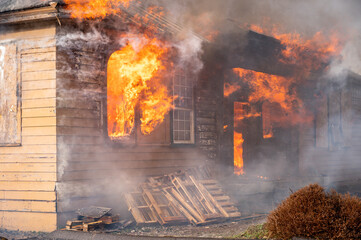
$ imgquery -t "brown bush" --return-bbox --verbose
[266,184,361,240]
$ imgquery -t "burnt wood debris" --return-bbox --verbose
[65,166,241,231]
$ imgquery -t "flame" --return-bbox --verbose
[107,36,173,139]
[63,0,131,19]
[234,131,244,175]
[233,68,312,126]
[224,82,241,97]
[249,24,343,73]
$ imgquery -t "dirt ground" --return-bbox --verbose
[0,215,267,240]
[120,215,267,239]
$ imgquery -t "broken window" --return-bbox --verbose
[0,43,21,146]
[172,69,194,144]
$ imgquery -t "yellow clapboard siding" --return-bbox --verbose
[22,136,56,145]
[0,211,57,232]
[0,154,56,163]
[21,51,56,63]
[0,163,56,172]
[20,37,56,51]
[22,89,56,100]
[0,191,56,201]
[21,46,56,55]
[0,25,56,41]
[22,117,56,127]
[22,127,56,136]
[0,145,56,154]
[22,108,56,118]
[0,172,56,181]
[22,98,56,109]
[22,70,56,81]
[0,200,56,212]
[22,61,56,73]
[0,181,55,191]
[22,80,56,90]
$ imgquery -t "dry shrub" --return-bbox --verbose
[267,184,361,240]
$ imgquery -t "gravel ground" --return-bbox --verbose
[0,215,267,240]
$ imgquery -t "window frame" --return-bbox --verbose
[171,68,195,145]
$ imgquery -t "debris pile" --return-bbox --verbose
[125,166,241,225]
[65,206,132,232]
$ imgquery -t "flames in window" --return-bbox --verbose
[107,37,174,140]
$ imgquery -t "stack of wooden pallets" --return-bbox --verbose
[65,206,132,232]
[124,166,241,225]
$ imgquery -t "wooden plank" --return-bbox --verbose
[23,117,56,127]
[22,89,56,100]
[0,42,21,146]
[0,172,56,181]
[21,51,56,63]
[0,200,56,212]
[0,181,55,191]
[22,70,56,81]
[22,98,56,109]
[20,38,56,51]
[22,126,56,136]
[22,108,56,118]
[142,189,187,225]
[0,211,57,232]
[58,127,101,137]
[23,136,56,145]
[22,61,56,72]
[22,80,56,90]
[0,154,56,163]
[0,163,56,172]
[0,191,55,201]
[162,188,198,224]
[58,136,102,145]
[0,145,56,154]
[124,192,158,225]
[21,46,56,55]
[65,159,207,172]
[57,108,100,119]
[57,118,99,128]
[0,25,56,41]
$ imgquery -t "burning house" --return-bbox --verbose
[0,0,360,232]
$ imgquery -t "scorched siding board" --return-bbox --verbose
[0,22,57,232]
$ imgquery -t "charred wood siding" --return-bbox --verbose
[55,21,208,222]
[0,22,57,232]
[299,73,361,180]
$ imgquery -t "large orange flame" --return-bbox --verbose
[234,131,244,175]
[107,37,173,139]
[63,0,131,19]
[249,24,343,73]
[233,68,312,127]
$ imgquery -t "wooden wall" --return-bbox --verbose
[299,74,361,181]
[55,21,209,225]
[0,22,57,232]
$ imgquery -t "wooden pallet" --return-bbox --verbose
[142,187,188,225]
[124,192,158,225]
[198,179,241,218]
[171,176,223,223]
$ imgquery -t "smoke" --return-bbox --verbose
[53,0,361,220]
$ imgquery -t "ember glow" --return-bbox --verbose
[224,82,241,97]
[63,0,131,19]
[107,36,173,139]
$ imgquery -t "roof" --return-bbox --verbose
[0,0,56,13]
